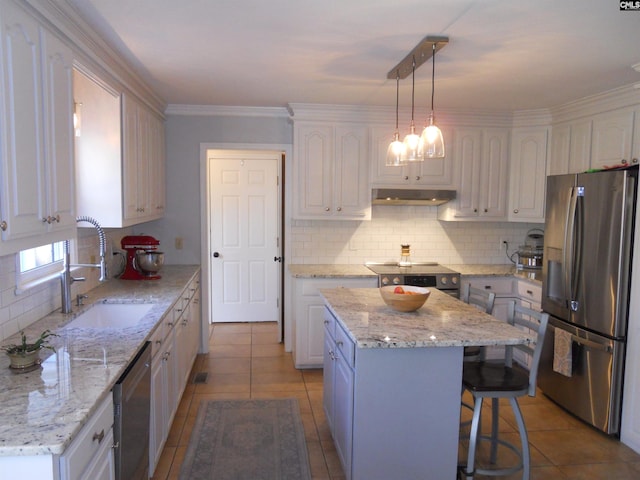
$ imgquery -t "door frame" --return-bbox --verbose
[199,143,291,350]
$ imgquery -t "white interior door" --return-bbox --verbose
[208,150,280,322]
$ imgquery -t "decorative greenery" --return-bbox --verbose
[1,330,58,355]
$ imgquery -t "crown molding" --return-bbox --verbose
[24,0,166,115]
[164,104,290,118]
[550,83,640,123]
[287,103,513,127]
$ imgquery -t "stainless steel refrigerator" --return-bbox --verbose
[538,166,638,435]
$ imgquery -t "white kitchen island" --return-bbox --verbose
[319,287,535,480]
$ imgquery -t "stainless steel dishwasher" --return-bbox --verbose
[113,341,151,480]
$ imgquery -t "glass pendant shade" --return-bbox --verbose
[387,72,408,166]
[402,122,423,162]
[386,130,407,166]
[421,113,445,158]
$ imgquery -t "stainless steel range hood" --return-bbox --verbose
[372,188,456,206]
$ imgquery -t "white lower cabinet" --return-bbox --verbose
[292,276,377,368]
[461,275,541,360]
[323,313,354,476]
[59,395,115,480]
[149,275,201,476]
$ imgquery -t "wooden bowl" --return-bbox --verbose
[379,285,430,312]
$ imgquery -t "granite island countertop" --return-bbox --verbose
[0,265,200,457]
[319,287,534,349]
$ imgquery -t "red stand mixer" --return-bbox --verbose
[120,235,164,280]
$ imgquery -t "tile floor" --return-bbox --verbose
[151,322,640,480]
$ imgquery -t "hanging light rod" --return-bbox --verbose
[386,35,448,80]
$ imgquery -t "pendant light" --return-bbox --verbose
[420,42,445,159]
[402,57,423,162]
[386,72,407,166]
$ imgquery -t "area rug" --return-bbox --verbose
[179,399,312,480]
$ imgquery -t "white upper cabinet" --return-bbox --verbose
[508,127,548,222]
[548,120,592,175]
[0,2,76,255]
[438,127,509,221]
[590,109,634,169]
[122,93,166,224]
[75,77,165,228]
[548,123,570,176]
[293,122,371,220]
[370,125,455,188]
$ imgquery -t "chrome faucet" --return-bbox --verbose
[61,216,108,314]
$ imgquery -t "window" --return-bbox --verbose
[16,241,67,292]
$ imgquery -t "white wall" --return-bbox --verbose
[139,114,292,264]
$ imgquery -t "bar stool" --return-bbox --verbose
[461,283,496,362]
[459,301,549,480]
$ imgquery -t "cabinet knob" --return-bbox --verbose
[513,209,519,214]
[632,158,638,164]
[336,207,342,211]
[415,176,421,181]
[621,159,628,165]
[92,429,105,444]
[0,221,6,231]
[473,208,478,213]
[484,208,488,213]
[404,176,409,180]
[325,207,330,211]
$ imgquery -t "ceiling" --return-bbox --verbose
[66,0,640,113]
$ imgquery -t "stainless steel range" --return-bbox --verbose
[365,262,460,297]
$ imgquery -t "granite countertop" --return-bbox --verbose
[288,264,376,278]
[447,264,542,284]
[319,287,534,349]
[0,265,200,457]
[288,263,541,284]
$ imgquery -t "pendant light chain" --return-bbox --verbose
[411,57,416,124]
[395,72,400,130]
[431,44,436,114]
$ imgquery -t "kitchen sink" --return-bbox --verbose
[64,303,154,329]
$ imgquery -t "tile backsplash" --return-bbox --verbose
[290,205,539,265]
[0,227,131,342]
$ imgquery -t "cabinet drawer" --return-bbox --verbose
[335,322,355,368]
[516,280,541,303]
[60,395,113,480]
[323,308,336,340]
[149,323,165,360]
[466,277,514,296]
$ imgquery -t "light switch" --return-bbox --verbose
[175,237,183,250]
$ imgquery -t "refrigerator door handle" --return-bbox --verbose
[563,186,580,311]
[570,334,613,353]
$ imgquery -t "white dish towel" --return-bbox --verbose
[553,327,573,377]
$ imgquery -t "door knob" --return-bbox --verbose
[213,252,220,258]
[274,256,282,262]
